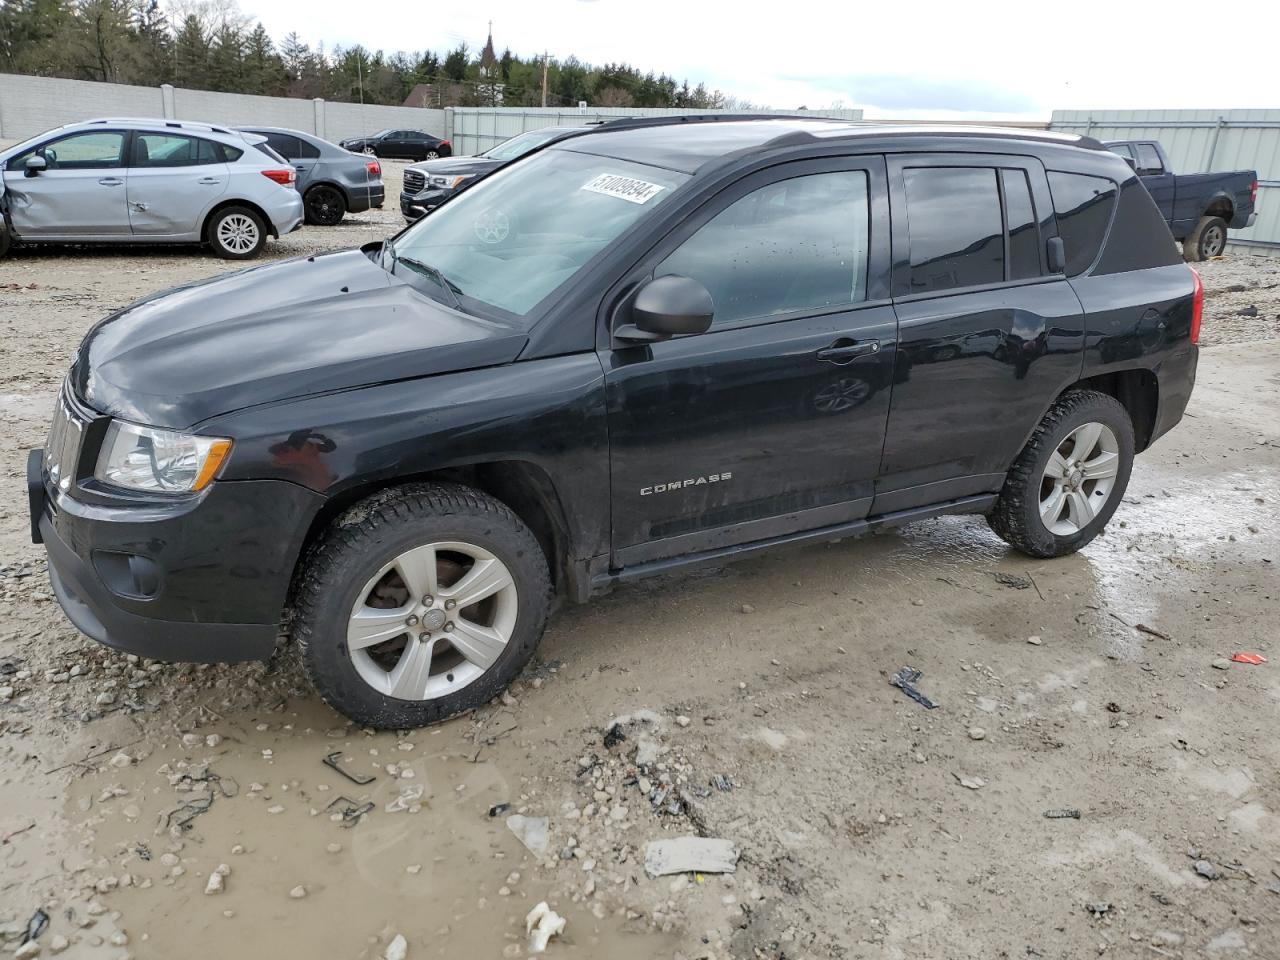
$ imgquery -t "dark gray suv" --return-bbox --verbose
[237,127,385,226]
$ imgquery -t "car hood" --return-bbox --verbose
[405,156,501,178]
[73,247,528,428]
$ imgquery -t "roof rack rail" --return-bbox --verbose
[587,113,849,132]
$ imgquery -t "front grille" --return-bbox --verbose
[44,388,86,493]
[403,170,426,194]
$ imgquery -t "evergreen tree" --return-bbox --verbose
[171,13,209,88]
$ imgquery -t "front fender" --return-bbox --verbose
[198,353,611,562]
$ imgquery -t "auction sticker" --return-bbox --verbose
[581,173,665,204]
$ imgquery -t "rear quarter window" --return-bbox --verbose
[1047,172,1118,276]
[1092,178,1182,275]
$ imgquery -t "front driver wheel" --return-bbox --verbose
[987,390,1134,558]
[304,185,347,226]
[294,483,551,728]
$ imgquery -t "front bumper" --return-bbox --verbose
[399,187,451,222]
[28,448,322,663]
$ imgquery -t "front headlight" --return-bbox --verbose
[428,174,471,190]
[94,421,232,494]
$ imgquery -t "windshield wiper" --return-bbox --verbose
[384,243,464,310]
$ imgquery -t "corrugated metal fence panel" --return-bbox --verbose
[446,106,865,155]
[1050,109,1280,255]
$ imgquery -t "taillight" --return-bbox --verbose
[1250,179,1258,205]
[366,160,381,177]
[1190,267,1203,345]
[261,168,295,186]
[441,140,451,149]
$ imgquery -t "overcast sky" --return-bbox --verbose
[252,0,1279,119]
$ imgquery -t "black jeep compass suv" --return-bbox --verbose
[28,116,1200,728]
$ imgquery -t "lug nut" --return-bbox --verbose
[418,632,430,642]
[444,599,456,610]
[406,615,419,626]
[422,595,434,606]
[443,622,454,633]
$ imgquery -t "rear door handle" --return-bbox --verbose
[98,177,123,186]
[817,338,880,364]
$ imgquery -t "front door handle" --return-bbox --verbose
[817,338,880,364]
[198,177,222,185]
[98,177,123,186]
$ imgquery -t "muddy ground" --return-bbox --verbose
[1,162,1279,959]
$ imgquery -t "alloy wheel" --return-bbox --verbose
[1203,224,1226,258]
[306,186,344,225]
[346,541,518,701]
[216,214,259,254]
[1039,421,1121,535]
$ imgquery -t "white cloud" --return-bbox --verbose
[246,0,1278,119]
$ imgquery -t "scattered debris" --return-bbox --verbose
[1085,902,1112,918]
[2,822,35,844]
[204,864,230,894]
[1194,859,1222,880]
[323,750,376,785]
[325,795,375,825]
[384,933,408,960]
[711,774,733,792]
[1044,808,1082,820]
[289,884,308,899]
[1135,623,1172,641]
[384,784,425,814]
[1211,658,1232,670]
[1231,652,1267,665]
[643,836,739,877]
[1026,635,1043,645]
[603,724,627,749]
[488,802,511,818]
[525,901,566,954]
[890,666,938,709]
[954,774,986,790]
[988,571,1032,590]
[968,727,986,741]
[1105,702,1121,713]
[22,908,49,944]
[506,814,550,857]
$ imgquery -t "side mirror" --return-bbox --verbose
[615,275,714,343]
[1046,236,1066,274]
[24,155,46,177]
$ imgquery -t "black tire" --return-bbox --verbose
[304,184,347,226]
[294,483,551,728]
[1182,215,1228,262]
[987,390,1135,558]
[423,149,440,161]
[0,220,10,259]
[206,205,267,260]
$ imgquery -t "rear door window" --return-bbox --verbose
[1107,143,1134,161]
[1047,172,1119,276]
[263,132,301,159]
[296,138,321,159]
[1002,169,1041,281]
[902,167,1005,292]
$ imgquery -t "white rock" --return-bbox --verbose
[644,837,739,877]
[289,885,307,899]
[14,941,41,959]
[968,727,987,741]
[205,871,224,894]
[506,814,550,857]
[384,934,408,960]
[1027,635,1043,645]
[525,901,566,954]
[49,935,69,954]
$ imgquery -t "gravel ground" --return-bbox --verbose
[1,176,1279,959]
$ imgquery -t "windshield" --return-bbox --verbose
[369,129,392,138]
[386,148,688,319]
[483,128,574,163]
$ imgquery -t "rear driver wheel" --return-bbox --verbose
[1183,215,1228,262]
[304,185,347,226]
[987,390,1134,558]
[295,483,551,728]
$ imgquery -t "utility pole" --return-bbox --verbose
[541,50,549,108]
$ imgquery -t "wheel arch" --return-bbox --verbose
[1202,195,1234,221]
[1065,368,1159,452]
[287,460,577,612]
[202,197,278,240]
[304,178,351,205]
